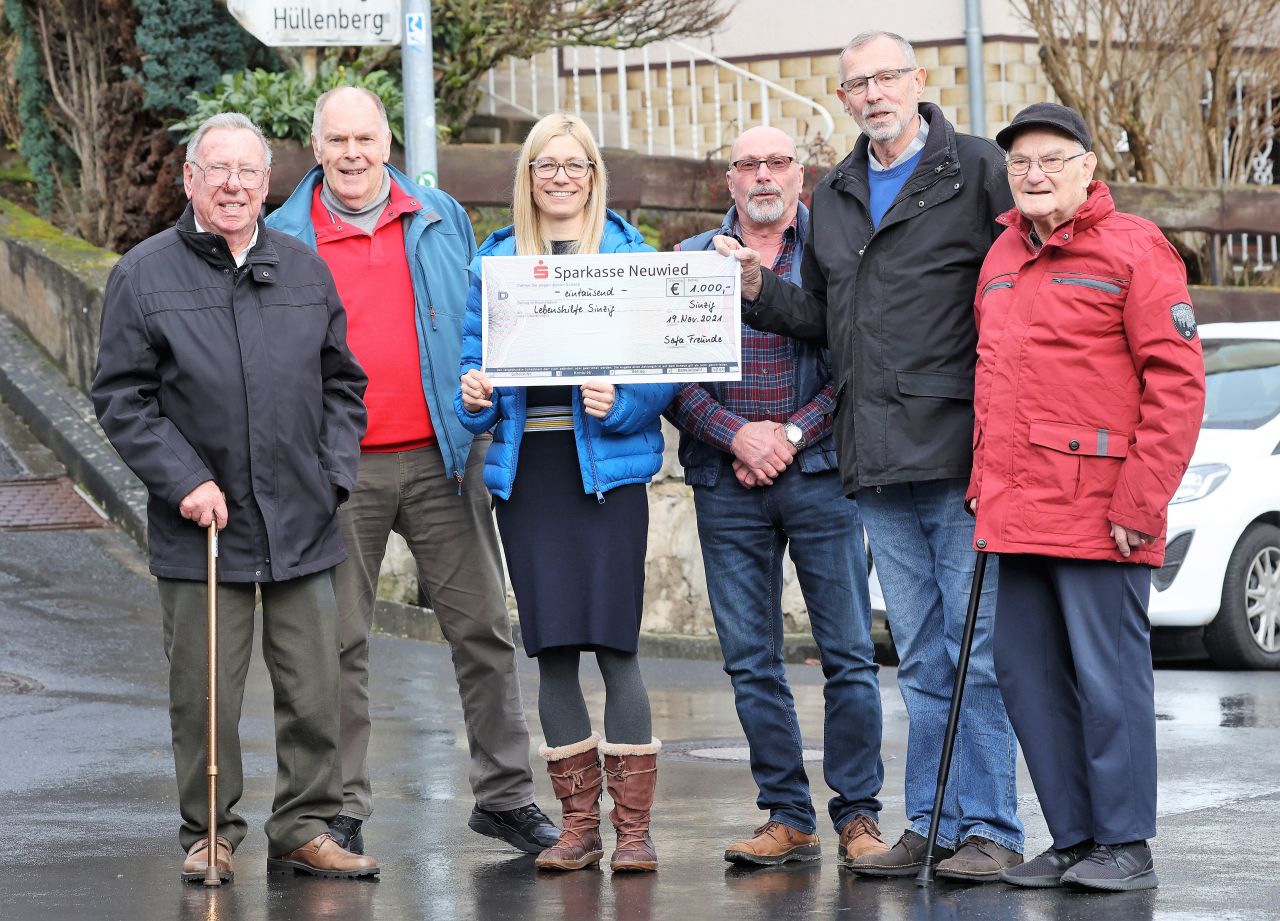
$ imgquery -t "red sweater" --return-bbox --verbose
[313,182,434,452]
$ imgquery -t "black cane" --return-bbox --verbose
[916,550,989,887]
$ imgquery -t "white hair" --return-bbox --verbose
[186,112,272,167]
[311,86,391,142]
[838,31,918,81]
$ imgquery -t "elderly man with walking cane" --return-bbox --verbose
[92,111,377,881]
[969,103,1205,892]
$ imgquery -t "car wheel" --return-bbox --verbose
[1203,523,1280,670]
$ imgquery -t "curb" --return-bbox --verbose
[374,598,899,666]
[0,314,148,547]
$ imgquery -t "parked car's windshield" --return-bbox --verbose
[1202,338,1280,429]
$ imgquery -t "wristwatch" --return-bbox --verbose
[782,422,806,449]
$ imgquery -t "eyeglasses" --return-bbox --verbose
[187,162,267,190]
[530,158,594,180]
[1005,152,1086,176]
[839,67,916,96]
[729,155,798,174]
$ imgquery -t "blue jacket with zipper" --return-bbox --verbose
[453,211,676,500]
[266,164,479,487]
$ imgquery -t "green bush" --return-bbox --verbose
[132,0,276,117]
[172,58,404,146]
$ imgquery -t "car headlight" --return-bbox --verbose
[1170,463,1230,504]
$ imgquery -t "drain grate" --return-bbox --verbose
[0,671,44,694]
[0,476,107,531]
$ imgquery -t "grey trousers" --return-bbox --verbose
[333,438,535,819]
[158,571,341,856]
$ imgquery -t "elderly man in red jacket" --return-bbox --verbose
[967,103,1205,893]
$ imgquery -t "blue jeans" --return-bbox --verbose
[856,478,1023,852]
[694,463,883,834]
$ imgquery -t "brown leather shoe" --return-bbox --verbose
[267,833,379,878]
[724,820,821,866]
[848,829,954,877]
[935,836,1023,882]
[535,734,605,871]
[838,814,889,866]
[601,738,661,872]
[181,835,233,883]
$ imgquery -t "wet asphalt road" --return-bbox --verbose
[2,409,1279,920]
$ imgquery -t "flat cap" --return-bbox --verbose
[996,102,1091,152]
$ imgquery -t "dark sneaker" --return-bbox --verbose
[1061,841,1158,892]
[327,815,364,856]
[935,836,1023,882]
[1001,840,1095,888]
[848,829,954,877]
[469,802,561,854]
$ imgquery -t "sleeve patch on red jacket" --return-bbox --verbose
[1170,302,1198,341]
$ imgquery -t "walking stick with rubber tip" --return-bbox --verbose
[204,521,221,887]
[916,549,989,887]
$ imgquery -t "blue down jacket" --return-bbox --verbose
[454,210,676,500]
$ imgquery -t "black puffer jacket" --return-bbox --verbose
[92,205,367,582]
[744,103,1011,493]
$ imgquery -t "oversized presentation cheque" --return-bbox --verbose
[481,251,742,385]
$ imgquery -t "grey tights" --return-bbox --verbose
[536,648,652,747]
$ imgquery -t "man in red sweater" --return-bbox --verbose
[267,87,558,858]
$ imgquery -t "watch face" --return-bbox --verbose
[785,423,803,447]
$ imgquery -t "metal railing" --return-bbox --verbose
[482,40,836,160]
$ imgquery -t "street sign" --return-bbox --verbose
[226,0,401,46]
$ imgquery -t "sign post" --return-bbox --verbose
[225,1,437,187]
[401,0,439,189]
[226,0,402,45]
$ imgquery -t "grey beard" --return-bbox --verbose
[745,194,786,224]
[858,109,906,144]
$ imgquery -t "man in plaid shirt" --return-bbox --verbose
[669,126,886,868]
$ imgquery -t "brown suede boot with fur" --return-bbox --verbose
[535,733,604,871]
[600,738,661,872]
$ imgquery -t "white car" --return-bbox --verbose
[866,321,1280,670]
[1148,321,1280,669]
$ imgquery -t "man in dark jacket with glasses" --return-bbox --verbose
[93,112,375,880]
[716,31,1023,881]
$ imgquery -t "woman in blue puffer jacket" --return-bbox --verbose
[455,114,675,875]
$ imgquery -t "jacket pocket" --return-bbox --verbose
[1027,420,1129,458]
[1017,419,1130,537]
[896,369,974,401]
[980,276,1015,298]
[1050,275,1124,295]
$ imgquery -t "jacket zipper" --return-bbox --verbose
[577,396,605,504]
[1050,276,1124,294]
[411,248,463,493]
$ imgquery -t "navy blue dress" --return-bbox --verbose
[494,384,649,656]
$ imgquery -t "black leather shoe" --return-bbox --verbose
[327,815,365,856]
[468,802,561,854]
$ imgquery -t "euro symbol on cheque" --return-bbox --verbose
[669,281,680,296]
